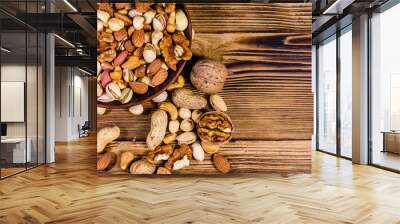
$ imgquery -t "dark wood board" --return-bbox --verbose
[97,3,313,175]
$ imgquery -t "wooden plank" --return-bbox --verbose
[97,3,313,174]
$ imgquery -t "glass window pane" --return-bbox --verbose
[317,36,337,154]
[1,17,27,177]
[340,28,352,158]
[371,4,400,171]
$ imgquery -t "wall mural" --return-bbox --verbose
[96,3,313,175]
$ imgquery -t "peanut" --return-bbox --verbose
[146,110,168,150]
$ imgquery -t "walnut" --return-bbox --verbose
[164,144,192,170]
[159,34,178,71]
[146,144,174,164]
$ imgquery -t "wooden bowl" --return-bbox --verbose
[97,4,192,109]
[197,111,234,145]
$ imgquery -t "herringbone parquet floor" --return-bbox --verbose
[1,137,399,224]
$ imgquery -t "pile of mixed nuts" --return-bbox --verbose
[97,3,192,104]
[97,3,233,175]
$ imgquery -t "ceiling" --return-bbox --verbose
[0,0,96,73]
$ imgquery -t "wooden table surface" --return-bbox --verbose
[97,3,313,174]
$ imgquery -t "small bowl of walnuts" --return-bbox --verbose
[197,111,234,145]
[97,3,192,108]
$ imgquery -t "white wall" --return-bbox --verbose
[54,67,89,141]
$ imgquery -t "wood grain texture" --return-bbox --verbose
[97,3,313,174]
[2,138,400,223]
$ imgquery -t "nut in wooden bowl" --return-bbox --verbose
[97,3,192,109]
[197,111,234,145]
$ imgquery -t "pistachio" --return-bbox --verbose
[108,18,125,32]
[139,76,154,87]
[119,88,133,104]
[98,93,114,103]
[180,119,194,132]
[151,30,163,47]
[175,9,188,31]
[97,10,110,25]
[152,91,168,103]
[178,108,191,119]
[168,120,180,133]
[128,104,144,115]
[123,68,136,83]
[128,9,142,18]
[143,43,157,63]
[133,16,145,30]
[191,110,202,123]
[144,9,156,24]
[106,82,122,100]
[152,14,166,31]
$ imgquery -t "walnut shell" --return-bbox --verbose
[190,59,228,94]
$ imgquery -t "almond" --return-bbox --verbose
[147,58,162,76]
[151,69,168,86]
[97,152,116,171]
[212,153,230,174]
[114,12,132,26]
[130,81,148,94]
[132,29,144,48]
[134,46,144,57]
[124,40,135,52]
[114,28,127,42]
[135,65,146,78]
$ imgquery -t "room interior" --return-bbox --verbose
[0,0,399,223]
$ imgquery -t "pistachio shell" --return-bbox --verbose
[151,30,163,46]
[97,10,110,25]
[98,93,114,103]
[180,119,194,132]
[128,9,142,18]
[168,120,180,133]
[143,44,156,63]
[106,82,122,99]
[123,68,136,82]
[179,108,191,119]
[152,14,166,31]
[119,88,133,104]
[152,91,168,103]
[144,9,156,24]
[108,18,124,31]
[191,110,202,123]
[128,104,144,115]
[133,16,145,30]
[175,9,188,31]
